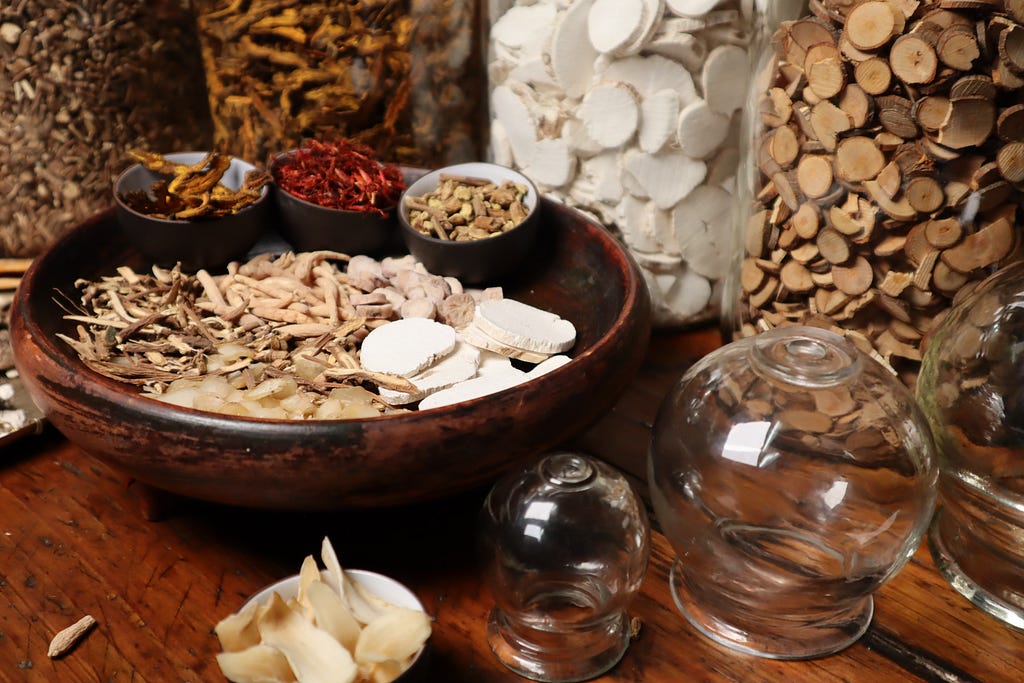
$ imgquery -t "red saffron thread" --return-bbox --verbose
[272,139,405,216]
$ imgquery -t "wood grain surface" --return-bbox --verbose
[1,326,1022,682]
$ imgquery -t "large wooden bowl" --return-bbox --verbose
[10,199,650,509]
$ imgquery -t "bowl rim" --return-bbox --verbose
[269,147,402,217]
[113,150,269,225]
[398,162,539,246]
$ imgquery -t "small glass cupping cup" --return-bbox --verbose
[479,452,650,682]
[917,262,1024,631]
[649,325,937,659]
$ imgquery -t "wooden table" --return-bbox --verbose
[1,325,1022,682]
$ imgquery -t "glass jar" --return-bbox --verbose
[193,0,485,167]
[479,452,650,682]
[648,325,937,658]
[726,1,1024,388]
[485,0,757,328]
[917,263,1024,630]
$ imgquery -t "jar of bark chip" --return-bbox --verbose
[485,0,759,328]
[726,0,1024,388]
[649,325,937,658]
[193,0,485,167]
[917,262,1024,630]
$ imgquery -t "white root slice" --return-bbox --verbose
[417,370,527,411]
[580,152,624,204]
[672,184,731,253]
[600,54,698,104]
[359,318,456,378]
[378,341,481,406]
[618,0,668,58]
[676,99,731,159]
[640,89,681,154]
[550,0,599,99]
[666,0,722,17]
[458,321,553,363]
[475,298,578,354]
[702,44,749,114]
[580,82,641,148]
[354,608,432,666]
[524,354,573,379]
[476,349,516,376]
[623,147,707,210]
[491,84,539,168]
[588,0,646,54]
[663,267,713,319]
[616,194,662,253]
[646,25,708,72]
[527,138,577,188]
[651,203,680,256]
[491,3,557,54]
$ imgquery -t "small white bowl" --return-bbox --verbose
[241,569,430,681]
[244,568,424,612]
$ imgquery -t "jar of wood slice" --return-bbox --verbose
[728,0,1024,388]
[486,0,759,328]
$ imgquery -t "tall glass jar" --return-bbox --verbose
[726,0,1024,388]
[193,0,485,167]
[485,0,757,328]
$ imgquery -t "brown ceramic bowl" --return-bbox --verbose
[10,196,650,510]
[398,162,541,285]
[269,149,400,255]
[113,151,271,271]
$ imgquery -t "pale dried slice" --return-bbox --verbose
[475,298,577,354]
[378,341,481,406]
[417,370,526,410]
[833,255,874,295]
[818,227,852,264]
[215,600,262,653]
[702,44,749,114]
[622,148,707,209]
[588,0,646,54]
[459,322,551,363]
[216,644,297,683]
[639,89,681,154]
[304,580,362,653]
[666,0,721,15]
[580,82,640,148]
[359,318,457,378]
[354,608,432,667]
[528,138,577,188]
[524,354,572,379]
[550,0,598,99]
[257,594,358,683]
[940,215,1014,273]
[676,99,731,159]
[805,42,847,99]
[491,85,538,169]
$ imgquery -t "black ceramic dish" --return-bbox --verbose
[398,162,541,285]
[113,151,271,272]
[270,149,400,255]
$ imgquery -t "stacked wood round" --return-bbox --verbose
[737,0,1024,386]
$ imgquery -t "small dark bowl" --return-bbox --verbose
[398,162,540,285]
[270,150,399,255]
[113,151,271,272]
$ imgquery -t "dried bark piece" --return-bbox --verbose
[877,95,920,138]
[932,260,969,293]
[833,255,874,295]
[855,56,893,93]
[48,615,97,658]
[905,176,945,212]
[741,259,767,293]
[925,217,962,248]
[797,155,835,198]
[997,103,1024,141]
[997,141,1024,182]
[940,213,1014,273]
[846,1,900,50]
[890,34,939,84]
[998,22,1024,76]
[762,87,795,128]
[938,98,996,149]
[792,203,822,239]
[770,126,802,168]
[805,42,848,99]
[836,136,886,181]
[864,179,917,220]
[810,100,854,151]
[937,23,981,70]
[818,227,853,264]
[877,160,903,197]
[914,95,951,132]
[780,260,815,292]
